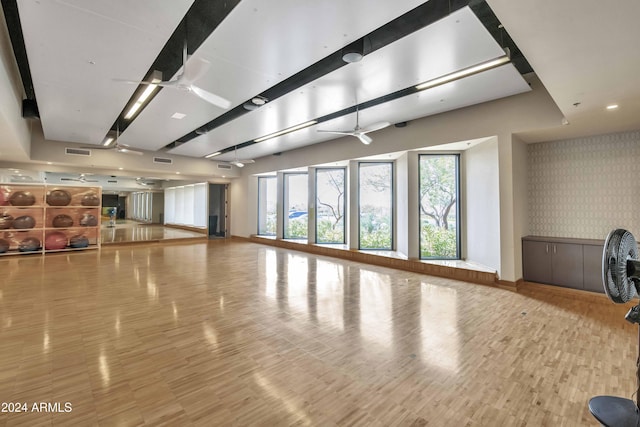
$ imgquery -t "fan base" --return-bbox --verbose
[589,396,639,427]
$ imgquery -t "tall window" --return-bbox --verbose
[359,162,393,250]
[316,168,345,244]
[419,154,460,259]
[257,176,277,236]
[284,173,308,239]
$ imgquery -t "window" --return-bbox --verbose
[419,154,460,259]
[359,162,393,249]
[257,176,277,236]
[283,173,308,239]
[315,168,345,243]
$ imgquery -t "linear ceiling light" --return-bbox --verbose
[204,151,221,158]
[124,76,161,120]
[415,55,510,91]
[253,120,318,143]
[102,137,114,147]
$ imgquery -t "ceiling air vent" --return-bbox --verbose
[107,180,117,184]
[153,157,173,165]
[65,147,91,156]
[217,164,232,170]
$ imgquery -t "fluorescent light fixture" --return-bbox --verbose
[254,120,318,143]
[415,55,510,91]
[205,151,222,159]
[124,102,142,119]
[606,104,619,110]
[171,112,186,119]
[124,78,161,120]
[102,137,114,147]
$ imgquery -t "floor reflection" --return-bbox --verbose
[100,220,206,244]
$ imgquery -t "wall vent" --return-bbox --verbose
[65,147,91,156]
[153,157,173,164]
[217,163,232,170]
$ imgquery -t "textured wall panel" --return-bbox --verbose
[528,130,640,239]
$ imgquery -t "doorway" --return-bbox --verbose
[208,184,228,237]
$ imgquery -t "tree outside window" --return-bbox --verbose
[419,155,459,258]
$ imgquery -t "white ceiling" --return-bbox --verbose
[8,0,640,171]
[486,0,640,141]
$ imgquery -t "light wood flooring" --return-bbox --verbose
[0,240,636,426]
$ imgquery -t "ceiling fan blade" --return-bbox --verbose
[317,130,356,135]
[238,159,255,164]
[362,121,391,133]
[357,134,373,145]
[190,85,231,109]
[117,147,144,155]
[81,146,112,150]
[183,57,210,83]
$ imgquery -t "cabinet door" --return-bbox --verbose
[583,244,605,293]
[523,240,552,284]
[551,243,584,289]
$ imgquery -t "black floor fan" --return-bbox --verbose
[590,229,640,426]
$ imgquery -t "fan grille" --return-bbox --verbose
[603,229,638,303]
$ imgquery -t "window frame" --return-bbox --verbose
[257,175,277,236]
[283,172,309,240]
[358,161,394,250]
[315,167,346,244]
[418,153,461,260]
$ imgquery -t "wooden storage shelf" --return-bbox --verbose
[0,183,101,256]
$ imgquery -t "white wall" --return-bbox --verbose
[465,137,501,272]
[528,130,640,240]
[0,4,31,161]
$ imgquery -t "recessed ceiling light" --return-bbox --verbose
[118,167,123,170]
[171,112,187,119]
[251,97,267,106]
[606,104,619,110]
[176,172,180,175]
[47,162,52,165]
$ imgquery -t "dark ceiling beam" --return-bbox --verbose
[1,0,36,100]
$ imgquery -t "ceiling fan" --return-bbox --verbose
[84,125,144,155]
[317,103,390,145]
[121,39,231,110]
[226,146,255,168]
[60,173,99,183]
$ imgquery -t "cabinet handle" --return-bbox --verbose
[546,244,549,253]
[553,244,557,254]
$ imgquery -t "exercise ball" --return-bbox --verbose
[69,234,89,248]
[81,193,100,206]
[13,215,36,229]
[18,236,41,252]
[46,189,71,206]
[0,213,13,229]
[79,213,98,226]
[45,232,67,250]
[0,238,9,253]
[52,214,73,228]
[9,191,36,206]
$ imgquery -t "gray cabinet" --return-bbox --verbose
[583,244,605,293]
[522,236,604,293]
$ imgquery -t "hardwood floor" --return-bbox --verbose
[0,240,635,426]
